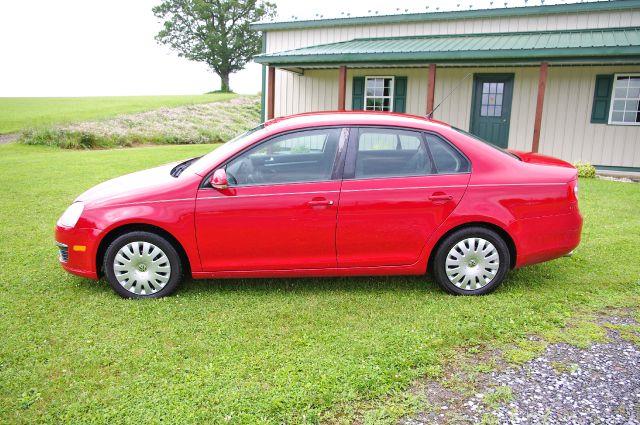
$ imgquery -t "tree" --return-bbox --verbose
[153,0,276,92]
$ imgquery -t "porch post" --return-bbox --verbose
[267,66,276,120]
[532,62,548,153]
[426,64,437,116]
[338,65,347,111]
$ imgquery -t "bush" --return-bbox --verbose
[574,161,596,178]
[20,128,114,149]
[18,129,230,149]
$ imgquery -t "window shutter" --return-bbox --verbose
[591,74,613,123]
[393,77,407,113]
[352,77,365,110]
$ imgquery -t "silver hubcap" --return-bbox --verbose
[445,237,500,291]
[113,241,171,295]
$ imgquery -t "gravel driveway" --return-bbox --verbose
[403,312,640,424]
[0,133,18,144]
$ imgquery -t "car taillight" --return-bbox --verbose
[568,179,578,202]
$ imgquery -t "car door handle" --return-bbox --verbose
[307,198,334,207]
[428,193,453,202]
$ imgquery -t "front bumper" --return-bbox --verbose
[55,225,102,279]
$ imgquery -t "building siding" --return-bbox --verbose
[265,9,640,119]
[431,65,640,167]
[540,65,640,168]
[274,69,339,116]
[431,66,538,153]
[262,9,640,167]
[265,10,640,55]
[271,65,640,167]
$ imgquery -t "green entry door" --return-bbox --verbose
[470,74,514,148]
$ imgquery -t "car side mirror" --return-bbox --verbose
[210,168,229,190]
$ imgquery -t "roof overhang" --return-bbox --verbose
[255,27,640,67]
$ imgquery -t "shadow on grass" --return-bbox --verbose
[71,266,545,299]
[186,274,440,294]
[71,273,446,298]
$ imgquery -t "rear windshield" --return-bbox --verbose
[452,127,521,161]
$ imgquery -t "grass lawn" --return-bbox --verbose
[0,94,236,134]
[0,143,638,424]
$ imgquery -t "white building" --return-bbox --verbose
[252,0,640,171]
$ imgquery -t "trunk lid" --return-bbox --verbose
[507,150,575,168]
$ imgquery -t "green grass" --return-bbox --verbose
[503,340,548,365]
[483,386,513,409]
[17,97,260,149]
[0,94,236,134]
[0,143,638,424]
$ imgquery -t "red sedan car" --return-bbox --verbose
[55,112,582,298]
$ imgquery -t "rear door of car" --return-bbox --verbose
[195,127,348,271]
[336,127,471,268]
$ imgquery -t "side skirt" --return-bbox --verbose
[191,264,425,279]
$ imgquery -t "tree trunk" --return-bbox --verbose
[220,71,231,92]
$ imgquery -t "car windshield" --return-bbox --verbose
[452,127,521,161]
[181,123,267,176]
[225,124,266,145]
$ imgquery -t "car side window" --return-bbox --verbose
[354,128,433,179]
[424,133,471,174]
[225,128,341,186]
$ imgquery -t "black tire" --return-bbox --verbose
[432,226,510,295]
[103,231,183,299]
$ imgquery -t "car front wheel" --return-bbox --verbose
[104,231,183,299]
[432,227,510,295]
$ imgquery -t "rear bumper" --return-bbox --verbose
[514,208,583,268]
[55,225,101,280]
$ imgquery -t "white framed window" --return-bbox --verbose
[364,76,394,111]
[608,73,640,125]
[480,82,505,117]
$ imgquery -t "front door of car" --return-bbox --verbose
[195,127,348,271]
[336,127,471,268]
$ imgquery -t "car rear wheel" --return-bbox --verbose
[432,227,510,295]
[104,231,183,299]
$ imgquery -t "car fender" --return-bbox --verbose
[417,187,519,273]
[88,201,203,273]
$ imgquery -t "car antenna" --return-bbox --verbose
[427,72,473,119]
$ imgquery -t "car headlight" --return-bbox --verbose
[57,202,84,228]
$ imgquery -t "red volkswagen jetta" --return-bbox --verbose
[55,112,582,298]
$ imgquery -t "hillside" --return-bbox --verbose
[18,96,260,148]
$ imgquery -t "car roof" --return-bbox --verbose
[263,111,451,133]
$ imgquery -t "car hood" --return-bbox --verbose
[76,162,185,208]
[507,150,575,168]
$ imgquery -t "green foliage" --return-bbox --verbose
[18,97,260,149]
[20,128,217,149]
[603,324,640,345]
[479,413,500,425]
[0,144,639,423]
[153,0,277,92]
[0,94,236,134]
[484,386,513,409]
[503,340,548,365]
[543,320,608,348]
[18,389,41,410]
[20,129,106,149]
[574,161,597,178]
[550,361,579,374]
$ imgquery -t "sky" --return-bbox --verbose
[0,0,577,97]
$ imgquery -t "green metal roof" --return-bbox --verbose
[254,27,640,66]
[251,0,640,31]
